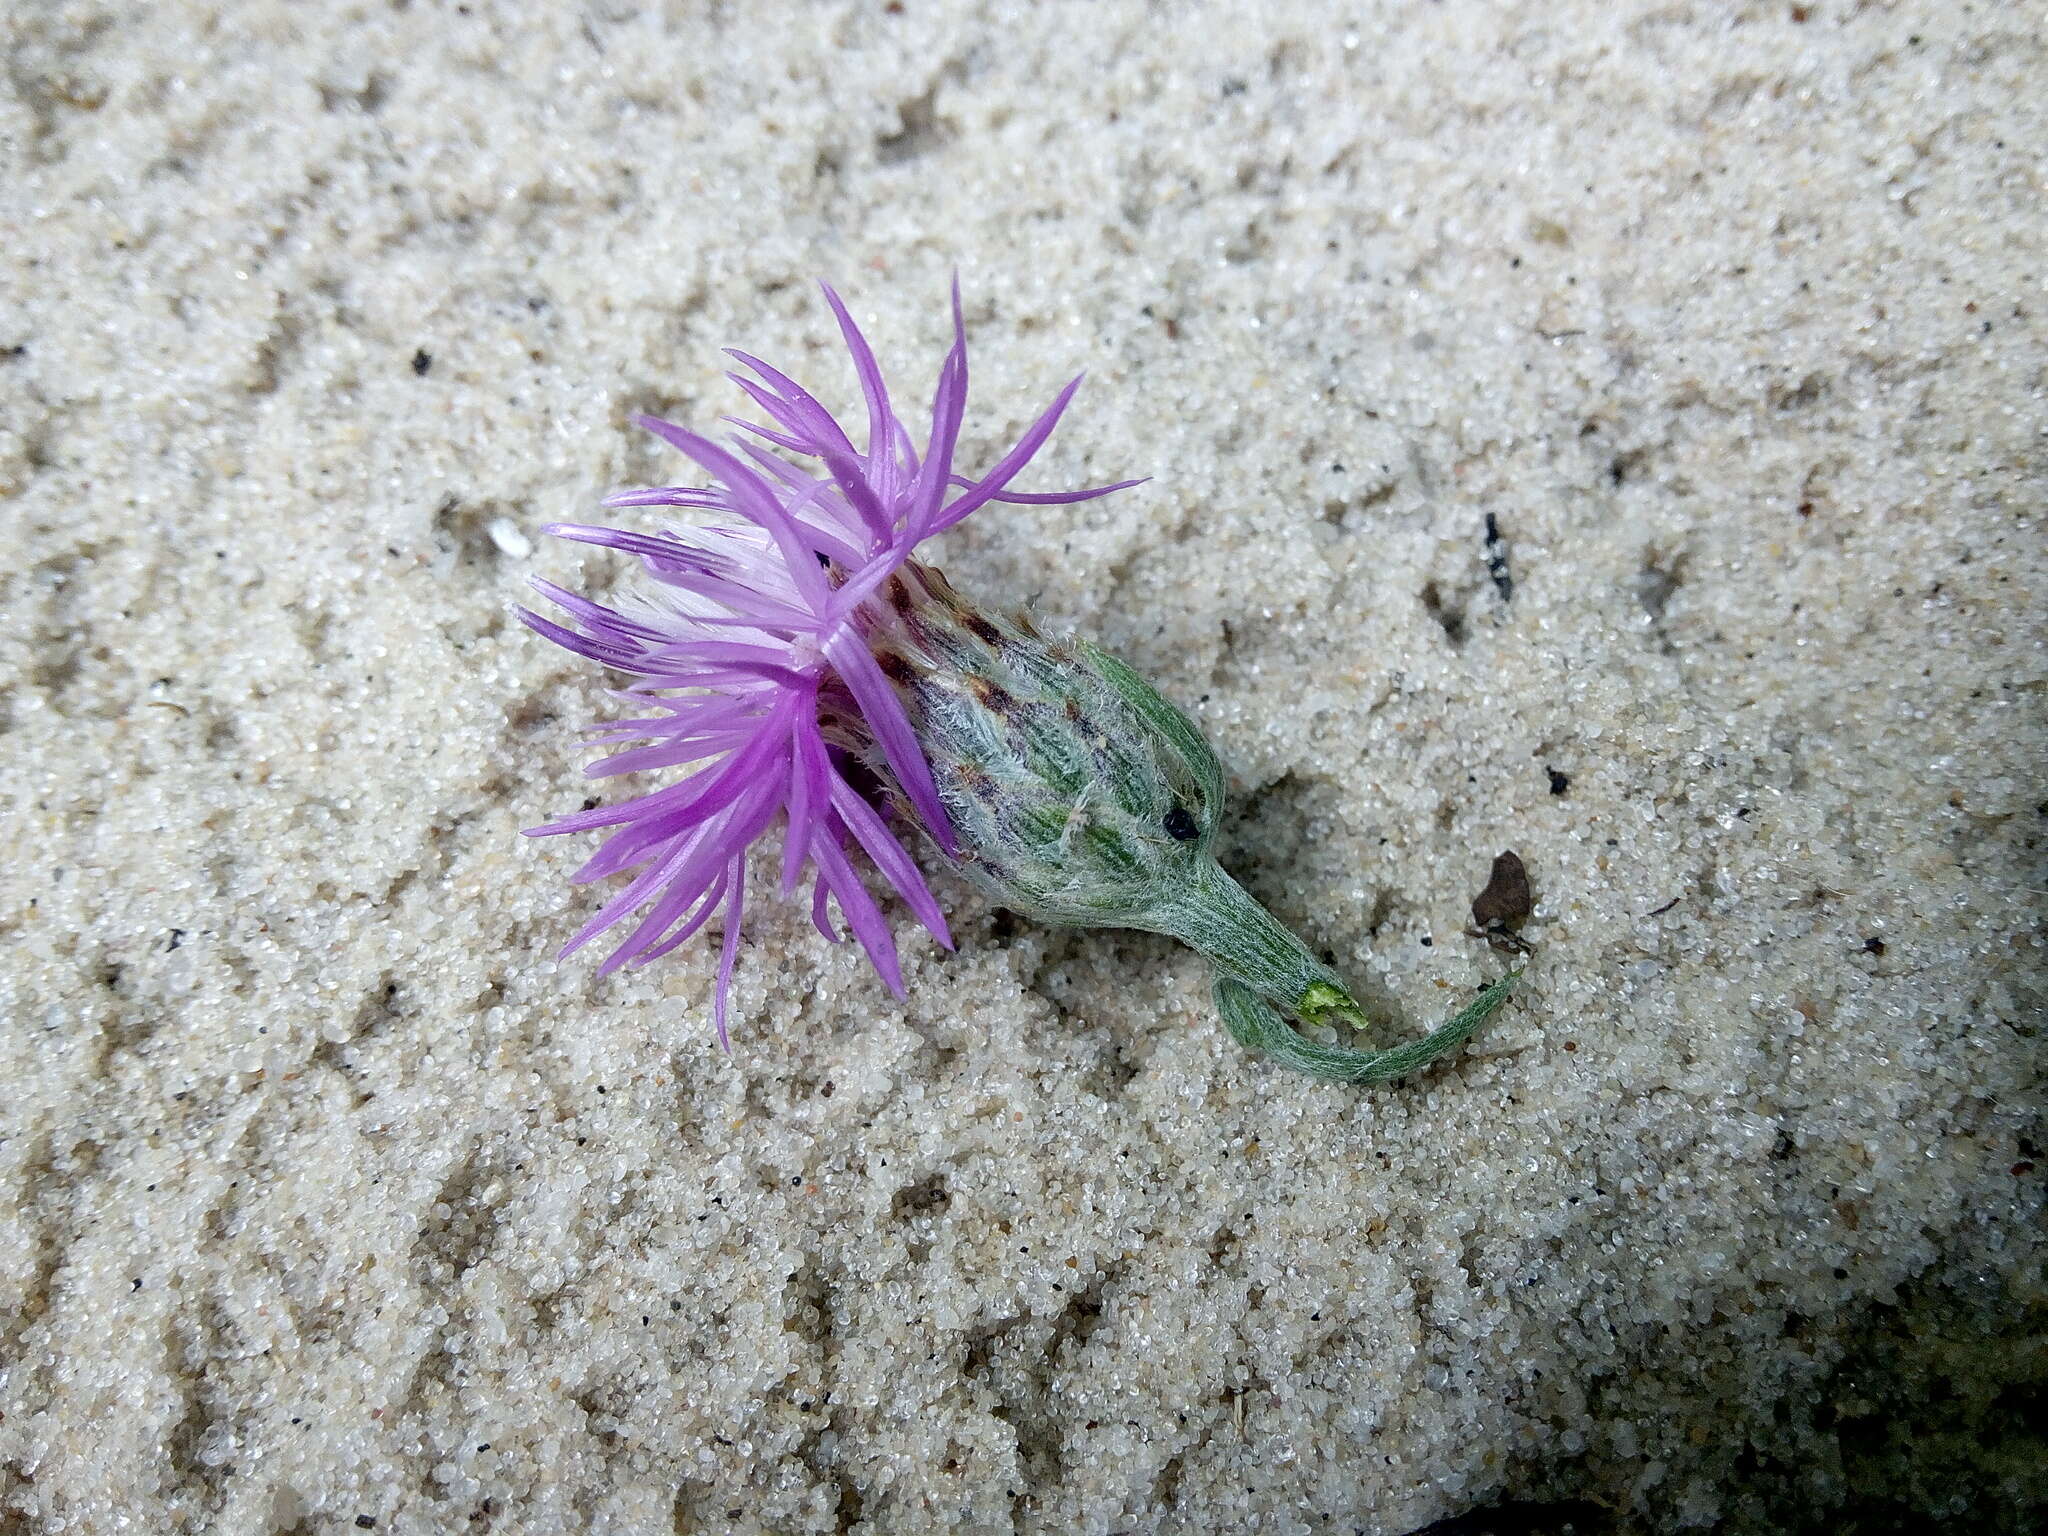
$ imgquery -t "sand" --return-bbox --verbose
[2,2,2043,1532]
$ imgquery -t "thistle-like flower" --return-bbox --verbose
[524,283,1519,1077]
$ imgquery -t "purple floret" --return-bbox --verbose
[521,281,1141,1047]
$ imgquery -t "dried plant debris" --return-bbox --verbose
[1468,848,1534,956]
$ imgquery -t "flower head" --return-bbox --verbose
[522,282,1139,1046]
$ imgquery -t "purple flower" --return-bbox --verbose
[521,282,1139,1047]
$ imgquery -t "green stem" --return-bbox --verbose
[1213,969,1518,1084]
[1142,857,1349,1006]
[1144,858,1518,1082]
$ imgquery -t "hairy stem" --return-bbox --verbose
[1147,857,1519,1081]
[1212,969,1519,1083]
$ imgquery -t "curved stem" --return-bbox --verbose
[1213,968,1519,1084]
[1141,857,1350,1003]
[1144,857,1519,1081]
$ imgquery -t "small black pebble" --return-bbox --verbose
[1546,767,1570,796]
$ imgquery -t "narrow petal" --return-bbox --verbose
[905,279,970,541]
[683,639,819,675]
[557,712,788,866]
[591,852,724,971]
[600,486,726,510]
[928,375,1085,534]
[526,772,705,838]
[544,522,729,569]
[809,828,903,995]
[528,579,672,642]
[810,858,839,942]
[634,416,832,612]
[590,764,784,970]
[732,444,871,566]
[725,351,862,458]
[517,609,646,671]
[824,630,957,855]
[726,359,894,542]
[722,413,813,455]
[562,824,715,961]
[824,757,953,947]
[819,282,902,494]
[585,730,754,779]
[631,870,728,965]
[712,853,747,1049]
[821,545,913,627]
[780,720,822,897]
[943,473,1149,505]
[633,777,781,967]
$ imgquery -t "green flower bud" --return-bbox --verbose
[863,562,1519,1082]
